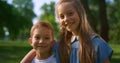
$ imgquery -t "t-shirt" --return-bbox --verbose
[31,54,56,63]
[53,36,113,63]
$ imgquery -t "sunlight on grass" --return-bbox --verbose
[110,44,120,63]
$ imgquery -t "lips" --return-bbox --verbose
[68,23,72,26]
[62,21,74,29]
[37,45,46,48]
[66,22,72,27]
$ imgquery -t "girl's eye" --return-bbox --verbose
[68,12,73,16]
[35,36,40,39]
[45,37,50,40]
[59,15,64,19]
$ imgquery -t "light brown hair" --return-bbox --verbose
[56,0,96,63]
[30,21,54,39]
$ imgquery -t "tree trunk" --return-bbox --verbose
[98,0,109,42]
[81,0,97,32]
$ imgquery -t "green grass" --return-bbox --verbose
[0,41,32,63]
[0,41,120,63]
[110,44,120,63]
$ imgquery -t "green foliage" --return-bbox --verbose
[1,0,119,42]
[109,21,120,43]
[12,0,36,19]
[0,0,13,38]
[39,1,59,40]
[107,0,120,43]
[0,0,35,40]
[86,0,120,43]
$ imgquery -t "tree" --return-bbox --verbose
[39,1,59,40]
[0,0,35,40]
[81,0,109,41]
[0,0,17,39]
[98,0,109,41]
[12,0,35,19]
[108,0,120,43]
[12,0,36,40]
[81,0,98,32]
[0,0,8,38]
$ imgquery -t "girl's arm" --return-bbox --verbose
[20,49,36,63]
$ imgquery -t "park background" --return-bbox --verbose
[0,0,120,63]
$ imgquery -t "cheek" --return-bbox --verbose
[59,19,62,23]
[31,42,35,46]
[31,40,37,46]
[59,19,66,26]
[74,15,80,23]
[58,20,63,25]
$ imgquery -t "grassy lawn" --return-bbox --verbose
[110,43,120,63]
[0,41,120,63]
[0,41,32,63]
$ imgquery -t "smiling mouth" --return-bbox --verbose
[67,23,72,27]
[38,46,46,48]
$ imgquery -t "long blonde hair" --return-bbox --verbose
[56,0,96,63]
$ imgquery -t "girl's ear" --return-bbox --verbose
[29,38,32,46]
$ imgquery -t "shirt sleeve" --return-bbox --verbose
[52,41,61,63]
[92,36,113,63]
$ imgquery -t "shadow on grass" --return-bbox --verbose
[111,52,120,63]
[111,58,120,63]
[113,52,120,56]
[0,46,32,63]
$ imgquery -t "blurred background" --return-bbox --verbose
[0,0,120,63]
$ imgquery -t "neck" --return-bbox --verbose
[72,30,79,36]
[35,51,52,60]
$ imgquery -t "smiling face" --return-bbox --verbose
[57,2,80,33]
[30,27,54,54]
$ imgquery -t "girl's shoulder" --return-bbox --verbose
[92,36,113,62]
[92,35,108,47]
[52,41,59,50]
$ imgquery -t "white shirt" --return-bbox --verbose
[31,54,56,63]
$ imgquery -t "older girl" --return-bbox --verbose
[55,0,113,63]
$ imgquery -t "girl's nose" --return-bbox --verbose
[39,39,44,43]
[64,16,69,22]
[63,16,69,25]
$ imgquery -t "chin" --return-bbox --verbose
[67,29,72,32]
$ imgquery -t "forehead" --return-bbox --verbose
[57,2,74,13]
[33,27,52,35]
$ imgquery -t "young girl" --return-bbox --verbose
[55,0,113,63]
[21,0,113,63]
[21,21,56,63]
